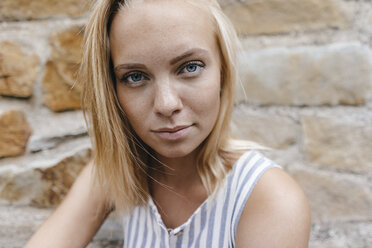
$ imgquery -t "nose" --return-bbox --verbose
[153,80,182,117]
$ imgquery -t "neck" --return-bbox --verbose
[150,150,201,190]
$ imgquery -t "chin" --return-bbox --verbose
[153,145,198,160]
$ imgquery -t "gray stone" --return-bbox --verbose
[231,106,298,149]
[0,204,122,248]
[237,43,372,106]
[302,114,372,173]
[0,204,52,248]
[287,166,372,223]
[26,109,87,153]
[221,0,350,35]
[310,221,372,248]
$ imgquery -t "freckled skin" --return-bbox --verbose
[109,1,222,160]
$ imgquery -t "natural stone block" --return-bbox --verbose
[0,0,90,21]
[29,128,88,153]
[0,148,91,208]
[0,205,53,248]
[221,0,350,35]
[54,61,82,90]
[301,114,372,173]
[231,106,297,149]
[42,26,84,111]
[87,240,124,248]
[0,110,32,158]
[50,26,83,64]
[237,43,372,106]
[0,41,39,98]
[42,61,81,111]
[309,222,372,248]
[0,204,123,248]
[31,149,91,208]
[288,166,372,223]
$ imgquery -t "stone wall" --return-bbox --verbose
[0,0,371,247]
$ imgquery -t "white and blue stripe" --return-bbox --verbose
[122,151,280,248]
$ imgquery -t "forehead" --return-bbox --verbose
[109,0,218,61]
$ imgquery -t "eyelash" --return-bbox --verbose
[118,60,205,86]
[178,61,205,75]
[119,71,149,85]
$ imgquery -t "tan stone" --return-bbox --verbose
[231,106,297,149]
[41,26,84,111]
[222,0,350,35]
[301,115,372,173]
[0,110,32,158]
[288,166,372,222]
[50,26,84,64]
[0,167,41,203]
[237,43,372,106]
[31,149,91,208]
[0,148,91,208]
[54,61,81,89]
[0,0,90,21]
[0,41,39,98]
[50,26,84,91]
[42,61,81,112]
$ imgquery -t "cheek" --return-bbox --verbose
[116,87,148,131]
[200,71,221,111]
[188,79,221,122]
[206,91,221,124]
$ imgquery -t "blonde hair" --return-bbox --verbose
[80,0,257,213]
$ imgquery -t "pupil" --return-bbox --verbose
[131,74,142,81]
[186,65,197,72]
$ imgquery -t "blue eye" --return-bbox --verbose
[185,64,198,72]
[179,61,205,75]
[120,71,148,86]
[128,73,144,82]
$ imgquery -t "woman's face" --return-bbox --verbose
[109,0,222,159]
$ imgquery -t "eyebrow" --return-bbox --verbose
[169,48,208,65]
[114,63,147,72]
[114,48,209,72]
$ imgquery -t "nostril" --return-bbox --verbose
[153,82,183,117]
[155,103,182,117]
[173,109,180,114]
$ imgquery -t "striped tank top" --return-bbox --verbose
[122,150,280,248]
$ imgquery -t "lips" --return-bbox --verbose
[154,125,190,132]
[152,125,193,141]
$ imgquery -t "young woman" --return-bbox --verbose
[26,0,311,247]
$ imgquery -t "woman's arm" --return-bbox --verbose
[25,161,112,248]
[235,167,311,248]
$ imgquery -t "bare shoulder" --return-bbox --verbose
[235,167,311,248]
